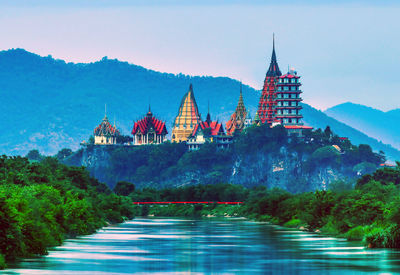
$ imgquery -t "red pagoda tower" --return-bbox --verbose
[257,36,282,124]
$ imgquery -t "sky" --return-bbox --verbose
[0,0,399,111]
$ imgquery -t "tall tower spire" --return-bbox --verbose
[266,34,282,77]
[226,82,248,135]
[257,35,282,124]
[171,84,202,142]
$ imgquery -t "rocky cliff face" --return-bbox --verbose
[65,145,114,186]
[66,145,353,192]
[230,147,349,192]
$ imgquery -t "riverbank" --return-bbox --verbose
[131,171,400,249]
[6,217,395,274]
[135,203,374,246]
[0,156,135,270]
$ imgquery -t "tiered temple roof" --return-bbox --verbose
[226,85,247,135]
[131,108,167,136]
[94,115,120,137]
[172,84,202,142]
[192,119,224,137]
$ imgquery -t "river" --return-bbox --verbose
[2,217,400,274]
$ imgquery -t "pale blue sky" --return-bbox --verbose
[0,0,399,110]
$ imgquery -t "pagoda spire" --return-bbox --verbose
[225,82,248,135]
[147,104,153,117]
[171,83,202,142]
[239,82,244,106]
[266,34,282,77]
[206,101,212,124]
[257,35,282,124]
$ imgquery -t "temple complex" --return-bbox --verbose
[171,84,202,142]
[187,111,232,150]
[94,114,120,145]
[86,37,313,148]
[226,84,251,135]
[256,36,312,136]
[131,107,167,145]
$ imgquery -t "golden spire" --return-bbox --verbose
[226,82,248,135]
[171,84,202,142]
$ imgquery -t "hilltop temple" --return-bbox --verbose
[257,36,312,135]
[171,84,202,142]
[93,114,120,145]
[131,107,168,145]
[86,38,313,148]
[226,84,252,135]
[187,111,232,150]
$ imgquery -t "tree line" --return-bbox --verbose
[0,155,135,269]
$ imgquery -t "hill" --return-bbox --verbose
[325,103,400,151]
[1,49,399,160]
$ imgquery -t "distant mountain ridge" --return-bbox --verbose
[0,49,399,161]
[325,102,400,151]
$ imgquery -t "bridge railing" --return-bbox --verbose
[133,201,243,205]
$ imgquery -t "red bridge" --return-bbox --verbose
[133,201,243,205]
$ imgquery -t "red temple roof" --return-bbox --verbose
[94,116,120,136]
[279,73,300,79]
[192,120,224,137]
[131,110,168,135]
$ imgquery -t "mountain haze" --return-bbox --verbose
[325,103,400,151]
[1,49,399,161]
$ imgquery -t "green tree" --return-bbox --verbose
[114,181,135,196]
[26,150,42,162]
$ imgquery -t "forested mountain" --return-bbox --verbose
[325,103,400,151]
[0,49,399,160]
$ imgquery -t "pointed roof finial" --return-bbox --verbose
[273,32,275,50]
[206,100,211,124]
[266,33,282,77]
[104,104,107,119]
[189,83,193,91]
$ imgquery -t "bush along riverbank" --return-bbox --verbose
[128,165,400,248]
[0,156,135,269]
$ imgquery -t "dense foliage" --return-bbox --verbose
[130,164,400,248]
[66,124,385,190]
[0,155,135,268]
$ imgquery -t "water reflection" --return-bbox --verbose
[2,218,400,274]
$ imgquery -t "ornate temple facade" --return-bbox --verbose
[187,112,232,150]
[94,115,120,145]
[226,85,251,135]
[171,84,202,143]
[131,108,168,145]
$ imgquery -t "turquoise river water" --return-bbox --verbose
[2,218,400,274]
